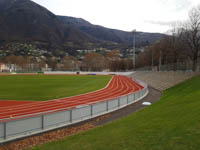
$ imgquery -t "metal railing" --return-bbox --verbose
[0,79,148,143]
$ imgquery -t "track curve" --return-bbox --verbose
[0,75,143,121]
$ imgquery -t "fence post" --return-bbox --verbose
[41,115,44,130]
[106,101,109,111]
[139,91,141,98]
[118,98,120,107]
[4,122,6,140]
[91,105,93,116]
[70,109,72,123]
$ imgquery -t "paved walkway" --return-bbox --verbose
[95,86,161,126]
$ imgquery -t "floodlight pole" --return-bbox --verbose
[132,29,136,70]
[159,50,162,71]
[151,49,154,70]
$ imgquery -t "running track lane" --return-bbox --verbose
[0,75,144,121]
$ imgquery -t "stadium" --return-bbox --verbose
[0,0,200,149]
[0,71,199,150]
[0,72,148,143]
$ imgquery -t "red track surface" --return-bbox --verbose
[0,75,143,121]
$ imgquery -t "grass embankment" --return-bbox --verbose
[29,75,200,150]
[0,75,111,101]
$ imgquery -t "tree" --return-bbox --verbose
[82,53,105,71]
[105,50,120,60]
[15,56,26,71]
[135,6,200,71]
[25,56,38,71]
[105,50,121,71]
[38,57,46,70]
[46,57,57,71]
[4,55,18,71]
[179,5,200,71]
[61,56,78,71]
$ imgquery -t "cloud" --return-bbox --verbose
[172,0,192,11]
[32,0,199,33]
[145,20,180,26]
[157,0,192,12]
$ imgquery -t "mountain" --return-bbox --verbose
[58,16,165,46]
[0,0,97,52]
[0,0,165,56]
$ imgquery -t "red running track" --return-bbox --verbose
[0,75,143,121]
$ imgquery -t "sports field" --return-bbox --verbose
[0,75,111,101]
[29,76,200,150]
[0,75,143,120]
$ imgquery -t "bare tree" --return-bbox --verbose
[105,50,121,71]
[46,57,57,71]
[4,55,17,71]
[82,53,105,71]
[15,56,26,71]
[61,56,78,71]
[179,5,200,71]
[38,57,46,70]
[135,6,200,71]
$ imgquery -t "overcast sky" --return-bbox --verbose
[32,0,200,33]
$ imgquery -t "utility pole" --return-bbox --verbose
[159,50,162,71]
[151,49,154,70]
[132,29,136,70]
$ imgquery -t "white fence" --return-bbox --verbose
[44,71,134,76]
[0,80,148,143]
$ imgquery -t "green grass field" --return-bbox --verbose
[0,75,111,101]
[29,75,200,150]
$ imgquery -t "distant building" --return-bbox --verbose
[0,63,6,72]
[0,63,15,72]
[77,49,111,54]
[77,49,97,53]
[41,64,52,72]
